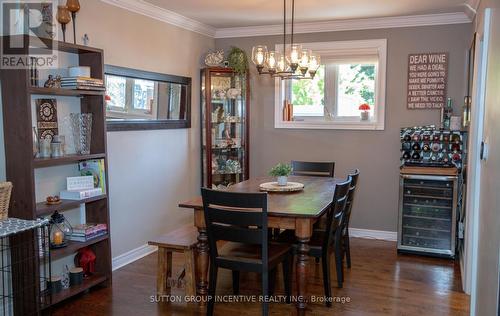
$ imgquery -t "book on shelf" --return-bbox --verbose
[59,187,102,200]
[69,223,108,242]
[79,159,107,193]
[69,230,108,242]
[60,77,104,85]
[60,85,106,91]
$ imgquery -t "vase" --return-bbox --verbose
[277,176,288,186]
[360,111,369,121]
[70,113,92,155]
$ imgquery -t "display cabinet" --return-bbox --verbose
[201,67,249,189]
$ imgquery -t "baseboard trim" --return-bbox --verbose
[112,244,158,271]
[349,228,397,241]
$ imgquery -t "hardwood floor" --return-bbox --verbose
[50,238,469,315]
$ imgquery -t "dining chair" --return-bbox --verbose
[277,176,351,306]
[291,161,335,177]
[342,169,360,269]
[201,188,293,316]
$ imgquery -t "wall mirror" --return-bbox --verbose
[104,65,191,131]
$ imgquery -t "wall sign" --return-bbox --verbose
[407,52,448,109]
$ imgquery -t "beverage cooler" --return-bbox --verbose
[398,126,466,258]
[398,171,458,257]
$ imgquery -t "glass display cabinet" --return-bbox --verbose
[201,67,249,189]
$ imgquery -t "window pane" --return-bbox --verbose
[105,75,126,110]
[133,79,155,112]
[337,64,376,117]
[291,65,325,116]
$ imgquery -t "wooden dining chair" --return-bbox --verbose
[291,161,335,177]
[342,169,360,269]
[201,188,293,316]
[277,177,351,306]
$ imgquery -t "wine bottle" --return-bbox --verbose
[412,142,421,151]
[412,152,421,160]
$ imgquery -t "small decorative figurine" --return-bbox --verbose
[44,75,62,88]
[82,33,89,46]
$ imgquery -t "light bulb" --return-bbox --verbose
[299,49,310,68]
[277,55,287,72]
[289,44,302,64]
[266,51,280,71]
[252,45,268,66]
[309,54,320,70]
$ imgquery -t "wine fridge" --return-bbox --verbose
[398,171,458,258]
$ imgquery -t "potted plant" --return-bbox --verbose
[359,103,371,121]
[269,163,293,186]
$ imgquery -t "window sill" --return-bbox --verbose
[275,120,384,130]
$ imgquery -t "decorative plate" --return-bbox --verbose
[259,182,304,192]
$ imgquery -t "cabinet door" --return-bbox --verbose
[202,69,248,189]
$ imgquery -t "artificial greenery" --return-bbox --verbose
[269,163,293,177]
[227,46,248,75]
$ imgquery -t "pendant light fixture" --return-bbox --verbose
[251,0,320,80]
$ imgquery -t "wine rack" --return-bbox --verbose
[398,173,458,258]
[400,126,466,168]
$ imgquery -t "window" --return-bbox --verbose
[275,39,386,130]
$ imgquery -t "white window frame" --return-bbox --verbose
[274,39,387,130]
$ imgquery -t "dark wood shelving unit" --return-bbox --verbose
[29,86,105,97]
[44,273,107,308]
[36,195,107,216]
[33,153,106,168]
[0,35,112,313]
[51,234,109,261]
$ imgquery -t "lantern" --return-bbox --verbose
[49,211,73,249]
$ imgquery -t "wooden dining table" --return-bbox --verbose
[178,176,340,315]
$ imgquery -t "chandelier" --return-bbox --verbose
[251,0,320,80]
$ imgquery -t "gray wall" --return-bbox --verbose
[216,24,472,232]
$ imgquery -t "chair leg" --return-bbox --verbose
[321,254,332,307]
[334,230,344,288]
[269,268,277,296]
[344,229,352,269]
[207,264,218,316]
[232,270,240,295]
[273,228,280,239]
[282,254,292,304]
[261,269,269,316]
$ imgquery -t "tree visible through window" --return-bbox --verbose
[290,63,376,118]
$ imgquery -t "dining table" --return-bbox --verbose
[178,175,340,315]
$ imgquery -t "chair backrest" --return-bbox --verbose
[323,177,351,249]
[0,182,12,220]
[344,169,360,227]
[201,188,268,263]
[291,161,335,177]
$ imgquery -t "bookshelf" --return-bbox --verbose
[0,35,111,313]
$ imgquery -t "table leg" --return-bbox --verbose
[195,227,209,305]
[295,237,310,315]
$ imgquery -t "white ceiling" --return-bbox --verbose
[144,0,469,28]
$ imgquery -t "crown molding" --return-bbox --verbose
[214,12,471,38]
[100,0,216,37]
[464,0,481,19]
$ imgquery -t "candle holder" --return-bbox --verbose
[49,211,73,249]
[56,5,71,42]
[66,0,80,44]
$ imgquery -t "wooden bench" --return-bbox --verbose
[148,225,198,296]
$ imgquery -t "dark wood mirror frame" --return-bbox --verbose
[104,65,192,131]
